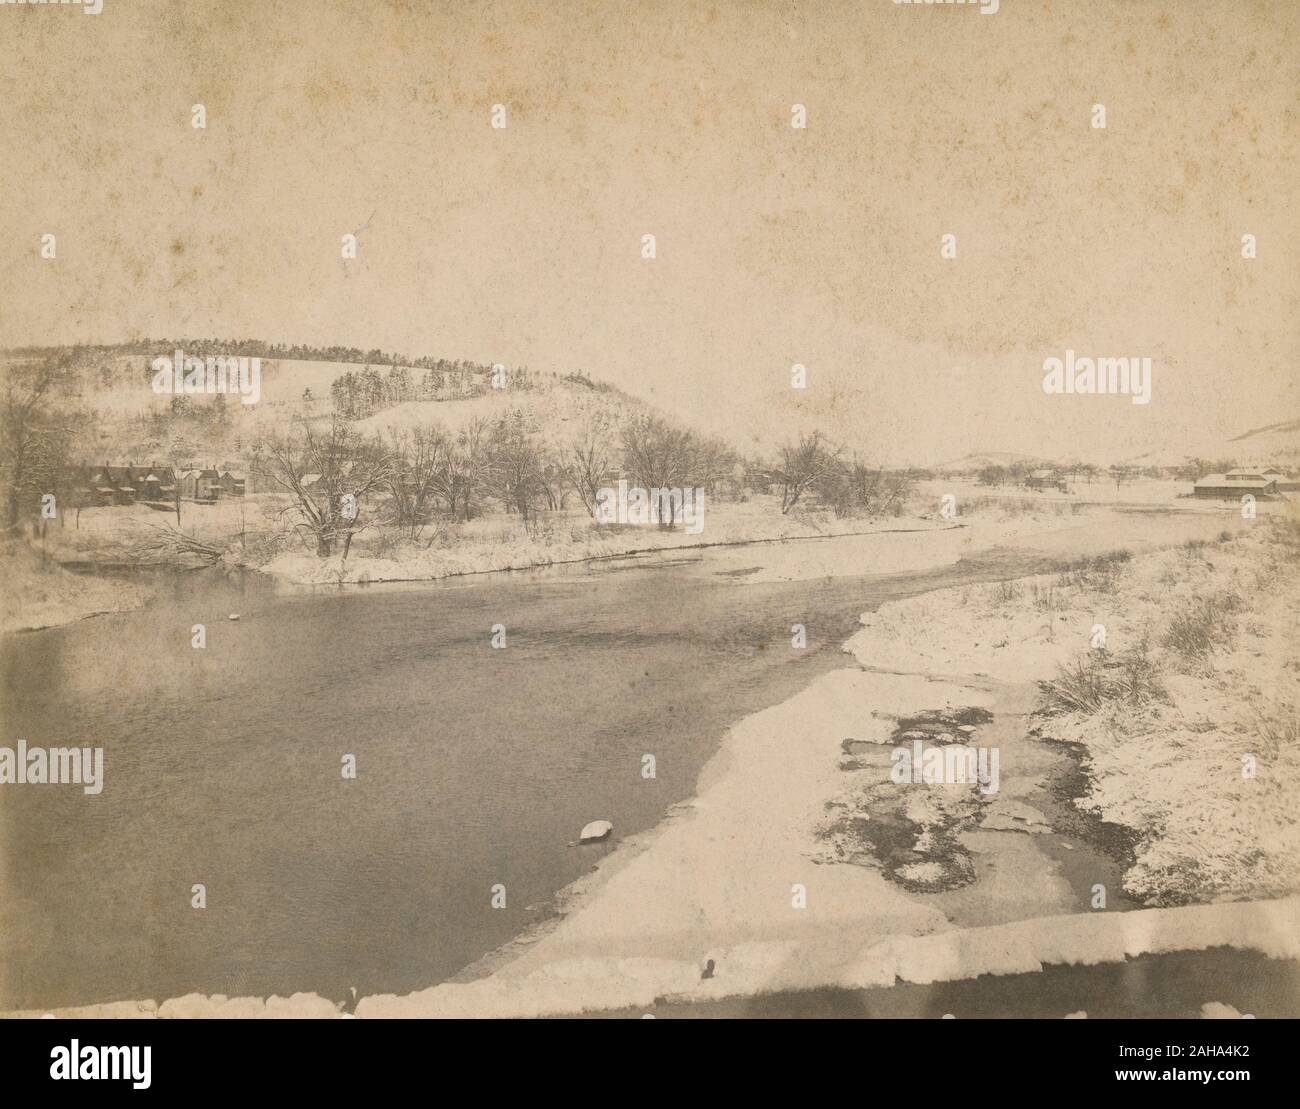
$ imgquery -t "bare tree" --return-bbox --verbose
[131,522,225,565]
[484,411,549,523]
[425,417,492,522]
[565,419,614,518]
[539,457,569,512]
[692,434,737,498]
[765,431,841,514]
[385,426,447,541]
[853,462,911,517]
[0,350,80,531]
[620,414,702,526]
[257,416,396,557]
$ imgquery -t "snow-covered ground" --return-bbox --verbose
[920,476,1263,509]
[0,542,147,635]
[852,518,1300,902]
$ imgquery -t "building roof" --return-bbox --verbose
[1195,474,1275,489]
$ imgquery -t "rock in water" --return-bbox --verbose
[979,799,1051,834]
[578,820,613,843]
[1200,1001,1243,1019]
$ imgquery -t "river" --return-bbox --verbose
[1,539,1056,1011]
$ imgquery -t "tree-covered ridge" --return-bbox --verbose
[3,338,501,373]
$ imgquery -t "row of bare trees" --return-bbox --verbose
[254,410,742,558]
[759,431,912,518]
[975,462,1177,489]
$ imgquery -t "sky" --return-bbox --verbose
[1,0,1296,465]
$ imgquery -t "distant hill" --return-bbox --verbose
[11,344,670,465]
[353,375,655,449]
[937,417,1299,475]
[1228,418,1300,451]
[932,451,1043,473]
[1121,418,1300,471]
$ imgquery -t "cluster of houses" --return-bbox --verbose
[1024,468,1070,492]
[72,462,248,508]
[994,463,1297,500]
[1192,466,1298,500]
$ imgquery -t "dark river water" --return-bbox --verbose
[2,541,1052,1011]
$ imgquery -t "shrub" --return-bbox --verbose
[1041,638,1165,715]
[1161,593,1243,666]
[1057,549,1131,591]
[1029,581,1058,612]
[1248,697,1300,758]
[991,579,1022,606]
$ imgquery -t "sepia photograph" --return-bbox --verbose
[1,0,1297,1080]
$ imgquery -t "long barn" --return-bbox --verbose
[1192,473,1277,499]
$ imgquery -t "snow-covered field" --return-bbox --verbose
[919,476,1238,510]
[259,500,949,585]
[851,518,1300,905]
